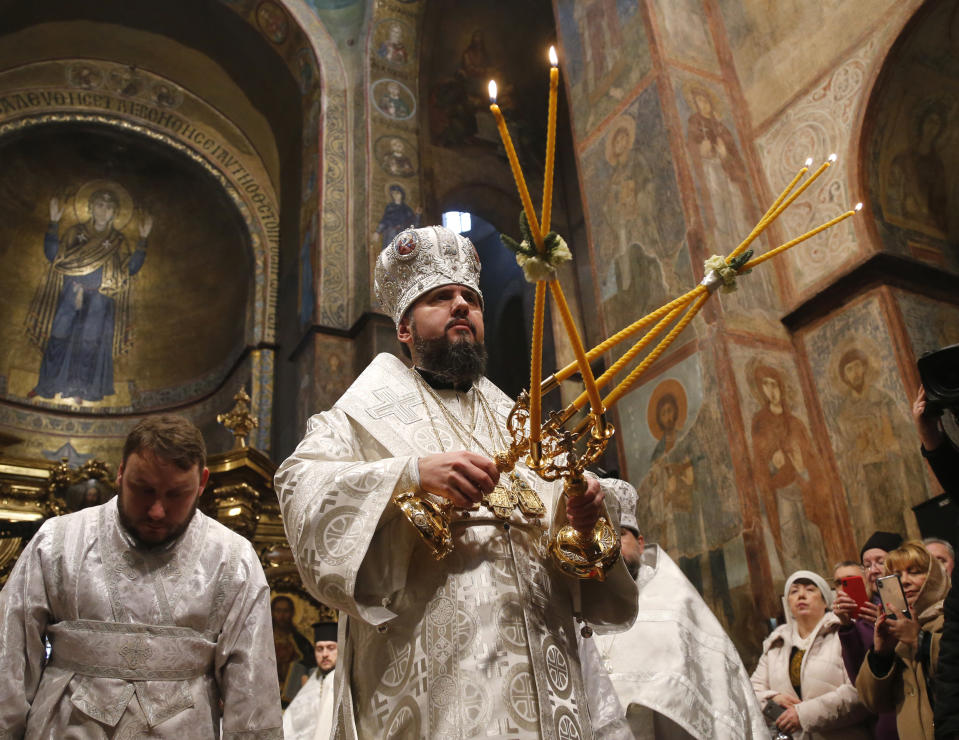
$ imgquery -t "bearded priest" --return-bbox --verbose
[275,225,638,739]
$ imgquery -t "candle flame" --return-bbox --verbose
[828,153,838,163]
[488,80,497,103]
[549,46,558,67]
[854,202,863,211]
[804,157,813,167]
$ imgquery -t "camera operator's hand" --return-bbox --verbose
[913,384,944,452]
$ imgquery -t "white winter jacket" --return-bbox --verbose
[750,612,871,739]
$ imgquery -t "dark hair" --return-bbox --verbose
[656,393,678,415]
[271,595,295,611]
[122,415,207,471]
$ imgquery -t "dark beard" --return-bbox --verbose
[117,493,198,549]
[413,332,487,388]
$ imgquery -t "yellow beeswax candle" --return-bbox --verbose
[541,47,559,236]
[489,80,542,244]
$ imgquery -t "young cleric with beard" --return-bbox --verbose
[0,415,282,737]
[275,225,638,739]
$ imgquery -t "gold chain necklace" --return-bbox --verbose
[411,368,545,520]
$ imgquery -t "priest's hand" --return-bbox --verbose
[566,477,604,532]
[418,451,499,509]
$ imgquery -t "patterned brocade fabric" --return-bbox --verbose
[0,498,283,738]
[275,353,638,739]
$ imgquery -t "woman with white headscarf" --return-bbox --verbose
[751,570,871,739]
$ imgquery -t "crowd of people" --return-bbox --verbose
[0,223,956,739]
[748,384,959,740]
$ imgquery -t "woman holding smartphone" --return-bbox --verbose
[856,541,949,740]
[751,570,870,739]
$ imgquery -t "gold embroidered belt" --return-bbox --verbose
[47,619,216,680]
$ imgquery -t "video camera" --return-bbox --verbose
[919,343,959,413]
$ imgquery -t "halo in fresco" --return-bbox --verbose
[74,179,135,230]
[371,78,416,121]
[646,378,688,440]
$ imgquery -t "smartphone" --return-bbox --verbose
[876,574,911,620]
[840,575,868,617]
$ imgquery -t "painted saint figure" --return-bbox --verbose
[834,347,924,541]
[25,188,151,402]
[376,23,408,65]
[685,84,753,248]
[372,184,422,249]
[749,363,833,575]
[380,137,415,178]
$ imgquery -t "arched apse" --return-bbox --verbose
[0,0,335,457]
[862,0,959,273]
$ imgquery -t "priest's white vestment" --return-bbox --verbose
[591,545,766,739]
[0,497,282,738]
[275,353,638,739]
[283,668,335,740]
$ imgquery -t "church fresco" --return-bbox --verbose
[894,289,959,359]
[424,0,551,156]
[620,349,745,645]
[648,0,720,75]
[372,78,416,121]
[0,125,251,414]
[579,84,687,339]
[672,74,781,334]
[729,344,847,580]
[555,0,653,141]
[867,0,959,270]
[375,134,418,178]
[802,294,930,545]
[715,0,901,128]
[753,38,873,299]
[373,18,412,69]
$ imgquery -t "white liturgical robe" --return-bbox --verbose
[0,497,283,738]
[283,668,336,740]
[275,353,638,739]
[591,545,766,739]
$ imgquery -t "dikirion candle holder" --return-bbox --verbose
[395,47,862,582]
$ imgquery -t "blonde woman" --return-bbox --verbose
[856,540,949,740]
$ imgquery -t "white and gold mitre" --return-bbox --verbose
[374,225,484,324]
[603,478,639,535]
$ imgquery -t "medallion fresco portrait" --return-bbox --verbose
[0,124,252,414]
[372,78,416,121]
[375,134,418,178]
[373,18,412,69]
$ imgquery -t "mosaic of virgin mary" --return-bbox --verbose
[25,180,152,402]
